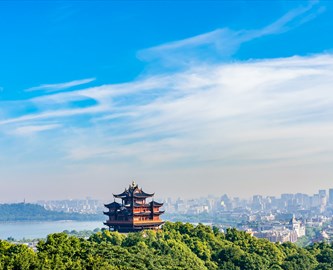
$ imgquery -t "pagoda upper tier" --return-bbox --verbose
[113,182,154,199]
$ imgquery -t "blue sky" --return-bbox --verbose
[1,1,333,201]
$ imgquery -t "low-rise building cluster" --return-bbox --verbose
[162,188,333,244]
[36,198,104,214]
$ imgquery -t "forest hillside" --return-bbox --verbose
[1,222,333,270]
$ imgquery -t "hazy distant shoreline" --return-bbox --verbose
[0,220,103,240]
[0,203,103,222]
[0,219,100,224]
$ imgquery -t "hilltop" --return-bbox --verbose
[0,222,332,269]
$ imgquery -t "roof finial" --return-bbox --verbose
[131,180,136,188]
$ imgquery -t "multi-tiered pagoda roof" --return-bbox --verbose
[104,181,164,232]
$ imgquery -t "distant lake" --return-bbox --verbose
[0,221,104,240]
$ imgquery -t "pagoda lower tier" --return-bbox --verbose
[104,219,165,233]
[104,181,165,232]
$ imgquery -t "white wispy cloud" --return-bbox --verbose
[0,3,331,198]
[25,78,96,92]
[138,1,323,65]
[248,1,324,37]
[12,124,61,136]
[5,54,329,170]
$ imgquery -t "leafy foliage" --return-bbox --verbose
[0,222,332,269]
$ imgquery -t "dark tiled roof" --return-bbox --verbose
[104,202,121,208]
[113,183,154,199]
[150,200,164,206]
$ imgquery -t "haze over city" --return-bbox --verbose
[0,1,333,201]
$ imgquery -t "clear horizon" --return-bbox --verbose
[0,1,333,201]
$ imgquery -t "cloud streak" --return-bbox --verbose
[25,78,96,92]
[12,124,62,136]
[138,1,323,66]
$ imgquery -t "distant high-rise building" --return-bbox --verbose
[311,194,320,208]
[281,194,294,201]
[252,195,264,211]
[219,194,232,210]
[319,190,326,198]
[317,190,327,212]
[329,189,333,205]
[281,193,294,208]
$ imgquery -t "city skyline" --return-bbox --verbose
[2,184,333,204]
[0,1,333,200]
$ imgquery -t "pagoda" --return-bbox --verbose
[104,181,164,232]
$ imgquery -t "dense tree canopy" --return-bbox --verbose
[0,222,332,269]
